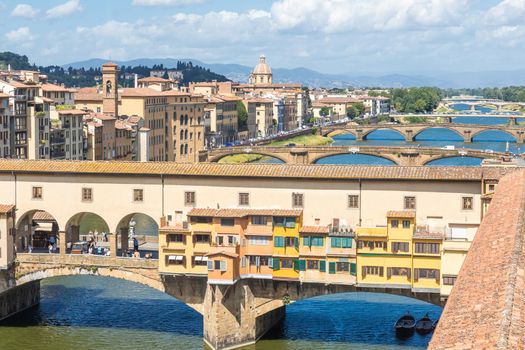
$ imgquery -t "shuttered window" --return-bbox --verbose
[292,193,304,207]
[238,192,249,206]
[274,236,284,247]
[391,242,409,252]
[319,260,326,272]
[404,196,416,209]
[184,191,195,206]
[348,195,359,208]
[350,262,356,275]
[329,262,336,274]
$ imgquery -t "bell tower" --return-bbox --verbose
[102,62,119,116]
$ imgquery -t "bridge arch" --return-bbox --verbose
[423,156,484,166]
[65,212,111,249]
[361,128,405,141]
[16,210,59,252]
[470,129,517,142]
[413,126,464,141]
[312,152,399,165]
[115,213,160,254]
[210,152,288,164]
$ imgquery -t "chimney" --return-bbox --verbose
[134,74,138,88]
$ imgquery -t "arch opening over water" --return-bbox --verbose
[315,154,397,165]
[414,127,464,141]
[16,210,59,252]
[425,156,483,167]
[215,153,286,164]
[363,129,405,141]
[471,130,517,143]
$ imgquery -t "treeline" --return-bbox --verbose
[442,87,525,102]
[390,87,442,113]
[0,52,230,87]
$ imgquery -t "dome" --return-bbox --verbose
[253,55,272,75]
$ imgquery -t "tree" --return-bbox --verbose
[353,102,365,116]
[346,106,358,119]
[319,107,331,117]
[236,101,248,131]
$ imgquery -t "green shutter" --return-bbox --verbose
[274,236,284,247]
[273,258,280,270]
[329,262,336,274]
[350,262,357,275]
[293,259,299,271]
[303,236,310,247]
[294,237,299,249]
[331,237,340,248]
[299,259,306,271]
[319,260,326,272]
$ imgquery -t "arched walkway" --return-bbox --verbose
[314,153,397,165]
[362,128,405,140]
[115,213,160,257]
[213,153,287,164]
[65,212,110,253]
[424,156,483,167]
[16,210,59,253]
[414,127,464,141]
[471,129,517,142]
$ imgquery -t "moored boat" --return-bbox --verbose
[395,313,416,338]
[415,313,434,335]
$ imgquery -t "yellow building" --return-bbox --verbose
[271,211,302,280]
[356,211,442,293]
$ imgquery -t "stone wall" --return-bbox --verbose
[0,280,40,321]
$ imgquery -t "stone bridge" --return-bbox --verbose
[322,122,525,143]
[205,145,507,166]
[442,98,525,111]
[8,252,443,349]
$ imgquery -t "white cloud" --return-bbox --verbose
[132,0,206,6]
[46,0,82,19]
[11,4,39,18]
[485,0,525,25]
[5,27,35,41]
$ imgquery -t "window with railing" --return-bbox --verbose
[391,242,409,252]
[273,216,296,228]
[414,242,440,254]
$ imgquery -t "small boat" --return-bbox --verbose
[395,313,416,338]
[415,313,434,335]
[432,317,439,330]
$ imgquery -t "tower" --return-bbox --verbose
[249,55,272,85]
[102,62,119,116]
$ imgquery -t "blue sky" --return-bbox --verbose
[0,0,523,75]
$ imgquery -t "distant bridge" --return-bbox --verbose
[394,114,522,123]
[322,122,525,144]
[205,145,507,166]
[441,98,525,111]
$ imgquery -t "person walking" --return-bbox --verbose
[133,237,139,252]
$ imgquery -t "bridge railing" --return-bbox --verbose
[16,253,159,269]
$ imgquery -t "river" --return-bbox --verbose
[0,276,441,350]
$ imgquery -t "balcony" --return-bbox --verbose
[15,95,26,101]
[51,138,65,145]
[50,151,65,158]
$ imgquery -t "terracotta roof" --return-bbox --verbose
[76,87,98,94]
[245,98,273,104]
[75,93,103,102]
[159,225,190,233]
[0,161,512,181]
[121,88,165,97]
[188,208,218,217]
[57,109,88,115]
[102,62,118,67]
[217,95,242,102]
[412,230,443,240]
[317,97,360,104]
[7,80,34,88]
[188,208,301,218]
[387,210,416,218]
[32,211,56,221]
[42,83,68,92]
[429,169,525,350]
[93,114,116,121]
[0,204,15,214]
[299,225,330,234]
[244,225,273,236]
[206,251,239,258]
[161,90,190,97]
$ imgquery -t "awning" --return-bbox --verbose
[168,255,184,261]
[35,222,53,232]
[194,256,209,262]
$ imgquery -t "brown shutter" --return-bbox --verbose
[387,267,392,279]
[414,268,419,282]
[379,266,384,277]
[407,268,411,281]
[435,270,440,283]
[362,266,366,278]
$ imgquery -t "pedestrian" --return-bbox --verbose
[48,243,53,254]
[133,237,139,252]
[105,248,111,256]
[28,243,33,254]
[103,232,108,242]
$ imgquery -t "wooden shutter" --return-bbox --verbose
[319,260,326,272]
[273,258,280,270]
[357,240,363,249]
[362,266,367,278]
[407,268,411,281]
[387,267,392,279]
[220,260,227,272]
[268,257,273,268]
[435,270,440,283]
[303,236,310,247]
[299,260,306,271]
[207,260,214,271]
[379,266,384,277]
[329,262,336,274]
[293,259,299,271]
[350,262,356,275]
[414,268,419,282]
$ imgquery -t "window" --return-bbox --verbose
[348,195,359,208]
[281,259,293,269]
[133,189,143,202]
[167,234,184,243]
[387,267,410,278]
[307,260,319,270]
[238,192,249,206]
[82,187,92,201]
[417,269,439,279]
[402,220,411,229]
[274,236,284,247]
[462,196,473,210]
[193,256,207,266]
[391,242,409,252]
[32,186,42,199]
[443,275,457,285]
[167,256,184,265]
[249,255,269,266]
[220,218,234,226]
[251,216,267,225]
[331,237,352,248]
[285,237,298,248]
[336,262,349,272]
[184,191,196,206]
[292,193,304,207]
[192,216,212,224]
[488,184,495,192]
[303,236,324,247]
[391,219,399,228]
[249,236,269,246]
[404,196,416,210]
[364,266,384,276]
[415,242,440,254]
[194,234,210,243]
[273,217,296,228]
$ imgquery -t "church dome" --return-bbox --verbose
[253,55,272,75]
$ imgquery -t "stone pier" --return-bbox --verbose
[0,280,40,321]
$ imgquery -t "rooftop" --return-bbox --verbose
[0,204,15,214]
[0,161,512,181]
[299,225,331,234]
[387,210,416,218]
[41,83,68,92]
[188,208,302,218]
